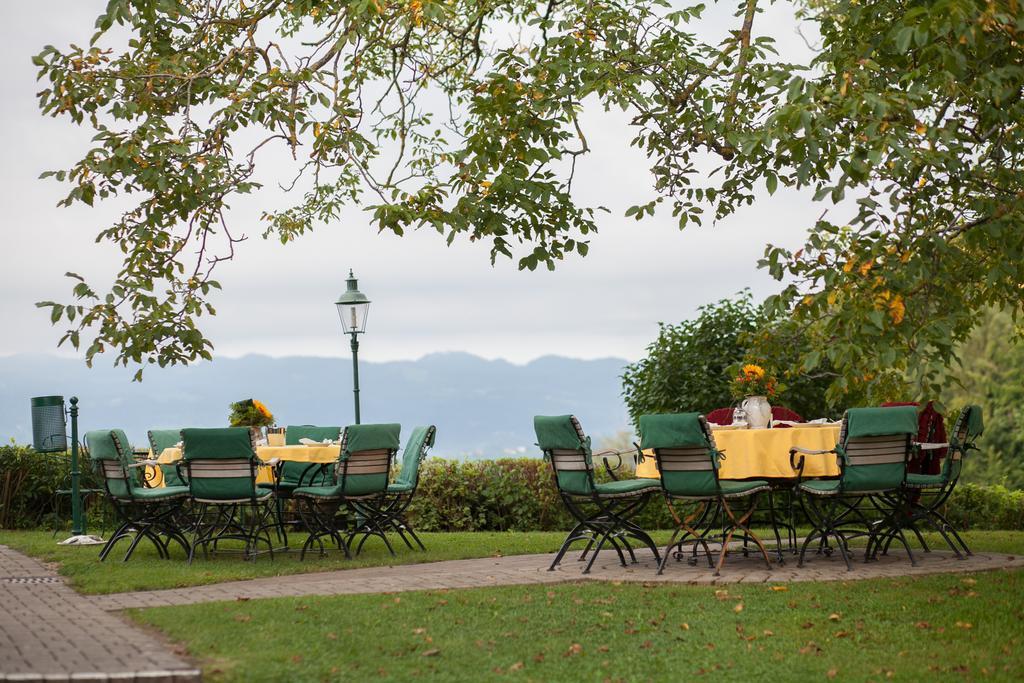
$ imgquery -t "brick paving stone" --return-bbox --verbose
[84,544,1020,612]
[0,546,199,682]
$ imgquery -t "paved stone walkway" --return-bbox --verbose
[2,542,1019,681]
[0,545,200,682]
[88,545,1021,612]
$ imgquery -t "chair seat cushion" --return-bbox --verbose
[132,485,189,501]
[388,482,414,493]
[594,478,659,498]
[905,473,945,489]
[293,485,341,500]
[718,479,771,498]
[798,479,842,496]
[257,481,298,492]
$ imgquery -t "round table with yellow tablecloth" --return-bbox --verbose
[635,424,842,481]
[148,445,341,487]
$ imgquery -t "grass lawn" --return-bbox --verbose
[131,566,1024,681]
[3,529,1021,596]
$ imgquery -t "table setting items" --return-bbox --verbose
[729,363,779,429]
[298,437,338,446]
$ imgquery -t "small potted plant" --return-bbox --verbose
[729,364,781,429]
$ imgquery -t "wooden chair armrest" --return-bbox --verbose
[128,460,159,468]
[790,447,836,456]
[789,447,837,482]
[593,449,624,480]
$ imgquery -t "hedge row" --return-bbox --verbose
[405,460,1024,533]
[0,444,104,529]
[3,445,1024,532]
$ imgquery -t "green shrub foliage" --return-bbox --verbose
[3,447,1022,533]
[0,443,102,529]
[621,293,842,427]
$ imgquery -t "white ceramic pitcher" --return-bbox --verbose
[741,396,772,429]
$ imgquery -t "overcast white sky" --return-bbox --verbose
[0,2,826,365]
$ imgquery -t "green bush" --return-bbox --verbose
[0,443,104,529]
[407,459,571,532]
[944,483,1024,532]
[406,457,669,532]
[2,446,1022,534]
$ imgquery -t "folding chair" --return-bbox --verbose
[534,415,660,574]
[897,405,983,557]
[86,429,190,562]
[641,413,773,576]
[791,406,918,570]
[180,427,278,562]
[293,424,401,559]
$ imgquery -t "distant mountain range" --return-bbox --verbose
[0,352,632,458]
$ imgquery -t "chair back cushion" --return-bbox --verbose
[705,408,734,425]
[943,405,984,480]
[394,426,436,489]
[534,415,594,495]
[85,429,133,499]
[640,413,718,496]
[771,406,804,426]
[840,407,917,492]
[335,423,401,496]
[148,429,181,454]
[182,427,259,501]
[148,429,185,486]
[285,425,342,446]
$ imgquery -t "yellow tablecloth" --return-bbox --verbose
[635,425,842,480]
[149,445,341,487]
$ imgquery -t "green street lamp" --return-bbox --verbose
[335,270,370,424]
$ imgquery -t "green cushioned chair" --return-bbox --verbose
[285,425,342,445]
[790,406,917,570]
[898,405,983,558]
[86,429,190,562]
[640,413,772,576]
[181,427,277,562]
[255,425,342,548]
[293,423,401,559]
[147,429,187,487]
[368,425,436,551]
[534,415,660,574]
[269,425,340,491]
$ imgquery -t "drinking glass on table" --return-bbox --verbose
[732,405,748,428]
[266,427,285,447]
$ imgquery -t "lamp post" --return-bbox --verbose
[335,270,370,424]
[31,395,101,544]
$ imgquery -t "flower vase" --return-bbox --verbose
[741,396,772,429]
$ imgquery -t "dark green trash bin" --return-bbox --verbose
[31,395,67,453]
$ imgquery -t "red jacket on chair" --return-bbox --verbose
[881,401,947,474]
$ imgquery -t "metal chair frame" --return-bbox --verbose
[540,416,661,575]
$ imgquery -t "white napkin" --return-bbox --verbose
[174,441,183,448]
[299,437,331,446]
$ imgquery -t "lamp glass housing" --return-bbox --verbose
[336,300,370,334]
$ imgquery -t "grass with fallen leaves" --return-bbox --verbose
[131,563,1024,681]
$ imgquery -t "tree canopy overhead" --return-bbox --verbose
[35,0,1023,387]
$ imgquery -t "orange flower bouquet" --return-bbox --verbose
[229,398,275,428]
[729,363,781,400]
